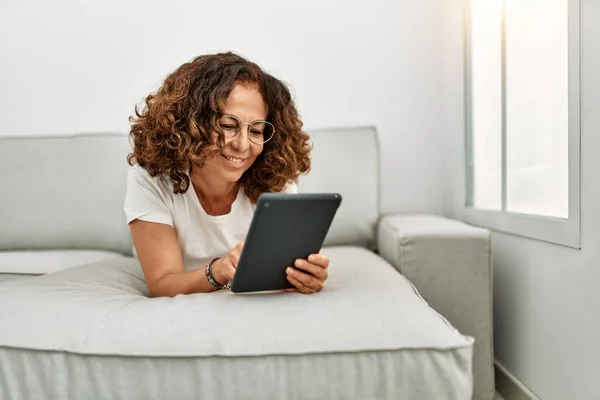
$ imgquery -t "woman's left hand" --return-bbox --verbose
[285,253,329,294]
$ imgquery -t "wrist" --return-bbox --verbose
[205,258,226,289]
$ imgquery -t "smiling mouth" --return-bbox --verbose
[222,154,246,164]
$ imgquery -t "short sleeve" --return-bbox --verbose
[282,182,298,194]
[124,165,174,226]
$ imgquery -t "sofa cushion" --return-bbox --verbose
[0,250,129,275]
[0,133,133,254]
[0,246,474,399]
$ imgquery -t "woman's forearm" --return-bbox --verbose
[150,267,219,297]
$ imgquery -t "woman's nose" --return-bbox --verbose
[231,125,251,151]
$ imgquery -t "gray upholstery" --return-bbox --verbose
[0,133,133,254]
[0,247,474,400]
[0,127,378,265]
[0,274,32,283]
[297,127,379,249]
[378,214,494,400]
[0,250,128,275]
[0,129,495,399]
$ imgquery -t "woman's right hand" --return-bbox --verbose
[211,242,244,285]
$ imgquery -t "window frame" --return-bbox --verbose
[460,0,581,249]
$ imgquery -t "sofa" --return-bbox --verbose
[0,127,494,400]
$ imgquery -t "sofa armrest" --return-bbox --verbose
[377,214,495,400]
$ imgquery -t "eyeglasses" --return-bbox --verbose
[218,114,275,145]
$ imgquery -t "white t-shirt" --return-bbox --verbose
[124,164,297,270]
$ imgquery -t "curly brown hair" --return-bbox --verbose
[127,52,311,203]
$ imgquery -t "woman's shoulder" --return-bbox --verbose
[127,164,175,196]
[124,164,177,227]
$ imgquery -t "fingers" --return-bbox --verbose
[213,259,236,284]
[285,254,330,294]
[286,267,324,294]
[287,274,319,294]
[229,241,244,268]
[293,259,328,281]
[209,242,245,286]
[222,264,236,281]
[307,253,329,268]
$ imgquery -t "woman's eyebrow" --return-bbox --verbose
[222,113,267,123]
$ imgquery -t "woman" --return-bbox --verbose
[124,52,330,297]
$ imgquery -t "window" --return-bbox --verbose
[462,0,581,248]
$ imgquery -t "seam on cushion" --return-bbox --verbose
[381,218,404,274]
[386,219,412,275]
[404,276,474,345]
[373,128,382,249]
[398,227,405,275]
[486,230,495,372]
[0,341,474,359]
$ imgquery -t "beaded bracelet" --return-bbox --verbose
[205,258,224,290]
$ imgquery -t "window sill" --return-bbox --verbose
[458,208,581,249]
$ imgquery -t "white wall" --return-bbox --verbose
[442,0,600,399]
[0,0,445,215]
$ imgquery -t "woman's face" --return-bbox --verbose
[203,84,267,184]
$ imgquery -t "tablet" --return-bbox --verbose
[229,193,342,293]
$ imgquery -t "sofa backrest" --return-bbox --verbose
[0,133,134,254]
[0,127,379,253]
[297,126,379,249]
